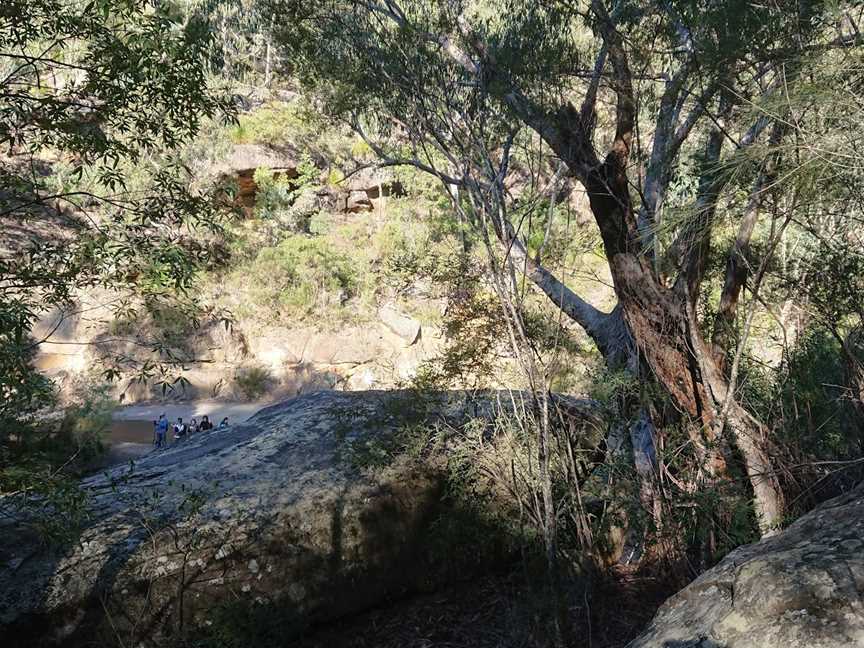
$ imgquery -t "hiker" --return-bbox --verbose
[219,417,229,429]
[154,414,168,448]
[189,417,200,434]
[174,417,187,441]
[199,415,213,431]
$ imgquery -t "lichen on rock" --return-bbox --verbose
[627,485,864,648]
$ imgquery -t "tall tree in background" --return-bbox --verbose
[180,0,278,90]
[272,0,864,535]
[0,0,232,434]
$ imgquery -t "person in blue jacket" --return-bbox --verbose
[154,413,169,448]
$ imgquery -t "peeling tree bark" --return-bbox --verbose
[502,29,783,532]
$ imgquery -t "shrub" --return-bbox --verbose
[230,103,308,147]
[773,328,860,460]
[253,166,294,219]
[349,137,373,159]
[234,365,273,399]
[374,211,462,292]
[238,236,356,321]
[0,386,113,544]
[228,101,356,164]
[412,289,504,390]
[308,210,335,235]
[253,158,320,233]
[325,167,345,187]
[59,388,113,460]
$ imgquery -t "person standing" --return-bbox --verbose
[154,414,169,448]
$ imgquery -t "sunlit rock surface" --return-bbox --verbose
[1,390,593,646]
[628,485,864,648]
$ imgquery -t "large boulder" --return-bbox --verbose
[377,304,422,346]
[0,391,597,647]
[628,485,864,648]
[338,167,405,213]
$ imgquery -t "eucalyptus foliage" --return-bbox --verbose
[1,0,232,448]
[268,0,864,542]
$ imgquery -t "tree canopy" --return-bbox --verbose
[270,0,864,533]
[1,0,233,425]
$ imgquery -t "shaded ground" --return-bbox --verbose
[294,565,678,648]
[585,565,684,647]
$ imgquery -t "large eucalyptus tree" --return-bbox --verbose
[272,0,864,535]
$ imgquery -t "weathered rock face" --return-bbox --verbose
[0,391,529,647]
[377,304,422,345]
[628,485,864,648]
[211,143,301,217]
[33,293,445,403]
[340,166,406,213]
[209,144,406,217]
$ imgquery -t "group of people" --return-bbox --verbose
[153,413,229,448]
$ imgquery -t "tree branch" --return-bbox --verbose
[664,113,772,275]
[590,0,635,159]
[711,120,786,363]
[507,232,614,351]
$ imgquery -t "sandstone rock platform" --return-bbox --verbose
[1,390,563,647]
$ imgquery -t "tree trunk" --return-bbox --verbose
[724,404,785,534]
[416,0,786,536]
[595,243,783,533]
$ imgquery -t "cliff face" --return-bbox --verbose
[0,391,542,647]
[33,294,442,404]
[628,485,864,648]
[30,140,446,406]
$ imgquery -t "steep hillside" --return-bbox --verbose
[31,97,611,405]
